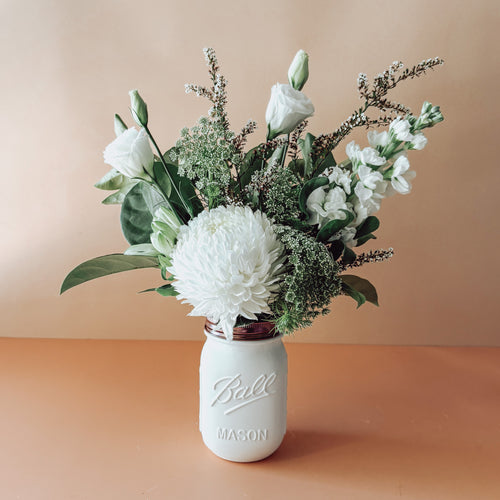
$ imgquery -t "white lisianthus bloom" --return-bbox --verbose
[266,83,314,140]
[168,206,286,340]
[346,141,385,168]
[409,133,428,150]
[389,155,416,195]
[367,130,390,148]
[389,117,414,142]
[103,127,154,179]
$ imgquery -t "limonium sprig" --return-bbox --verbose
[61,48,444,337]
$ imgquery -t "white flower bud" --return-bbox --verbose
[265,83,314,140]
[129,89,148,127]
[150,207,182,257]
[288,50,309,91]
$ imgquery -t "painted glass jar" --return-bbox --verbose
[199,320,288,462]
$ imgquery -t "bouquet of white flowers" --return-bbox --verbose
[61,49,444,339]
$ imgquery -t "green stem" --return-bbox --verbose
[143,125,191,218]
[280,135,290,167]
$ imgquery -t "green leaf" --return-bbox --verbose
[341,281,366,308]
[298,132,315,178]
[120,182,167,245]
[95,168,127,191]
[356,234,377,247]
[355,216,380,239]
[298,176,329,215]
[239,145,270,190]
[342,246,357,265]
[60,254,159,294]
[153,162,172,198]
[330,240,345,260]
[155,284,178,296]
[317,210,355,242]
[139,284,178,296]
[312,152,336,178]
[341,274,379,306]
[288,159,305,177]
[153,162,203,220]
[101,179,139,205]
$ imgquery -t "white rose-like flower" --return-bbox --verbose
[168,206,286,339]
[103,127,154,179]
[389,155,416,195]
[266,83,314,140]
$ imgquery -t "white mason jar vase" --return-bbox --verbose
[199,320,288,462]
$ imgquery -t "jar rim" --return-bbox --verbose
[204,318,278,341]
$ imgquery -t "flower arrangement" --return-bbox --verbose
[61,49,444,339]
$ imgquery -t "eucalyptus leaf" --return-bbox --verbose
[317,210,355,242]
[298,176,329,215]
[120,182,167,245]
[341,274,379,306]
[101,180,139,205]
[355,216,380,239]
[60,254,159,294]
[95,168,126,191]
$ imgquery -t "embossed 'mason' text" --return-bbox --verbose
[211,373,277,414]
[217,428,268,441]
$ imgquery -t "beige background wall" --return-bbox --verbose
[1,0,499,344]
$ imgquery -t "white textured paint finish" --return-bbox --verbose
[199,332,287,462]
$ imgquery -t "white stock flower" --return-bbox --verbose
[266,83,314,139]
[330,226,358,248]
[327,166,352,194]
[357,165,385,191]
[307,186,353,228]
[367,130,390,148]
[389,117,414,142]
[389,155,416,195]
[103,127,154,179]
[409,133,428,150]
[346,141,385,168]
[168,206,286,339]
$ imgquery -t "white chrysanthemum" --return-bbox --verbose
[168,206,286,339]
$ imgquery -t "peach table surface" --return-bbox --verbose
[0,339,499,500]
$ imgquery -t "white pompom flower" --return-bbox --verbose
[168,206,286,339]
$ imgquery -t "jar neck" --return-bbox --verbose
[204,318,278,341]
